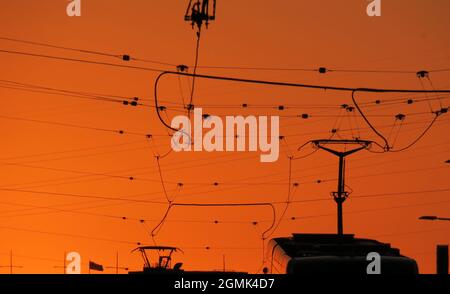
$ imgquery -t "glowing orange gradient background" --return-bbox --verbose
[0,0,449,273]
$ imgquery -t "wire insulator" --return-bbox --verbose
[177,64,189,72]
[417,70,429,78]
[395,114,406,121]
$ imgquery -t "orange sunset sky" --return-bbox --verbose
[0,0,449,274]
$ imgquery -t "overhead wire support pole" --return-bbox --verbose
[311,139,373,235]
[183,1,217,117]
[0,250,24,274]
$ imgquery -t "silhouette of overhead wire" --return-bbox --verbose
[0,114,166,138]
[265,157,295,239]
[0,224,141,245]
[196,65,450,75]
[186,26,203,117]
[0,187,168,205]
[153,71,450,141]
[0,189,172,218]
[1,152,260,192]
[0,139,145,162]
[149,202,276,241]
[0,49,165,72]
[1,191,449,232]
[0,36,177,66]
[0,160,166,185]
[286,199,450,223]
[6,36,450,76]
[351,90,448,152]
[3,116,446,192]
[0,79,182,110]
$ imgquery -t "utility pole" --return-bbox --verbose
[54,251,66,274]
[105,251,128,274]
[312,139,372,235]
[0,250,23,274]
[223,254,226,272]
[116,251,118,274]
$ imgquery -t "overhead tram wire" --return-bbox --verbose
[0,199,449,260]
[0,114,172,139]
[2,111,446,185]
[2,76,447,110]
[0,79,179,107]
[1,48,449,85]
[1,48,449,145]
[3,35,450,75]
[0,201,448,260]
[0,36,178,67]
[3,41,449,261]
[154,70,450,149]
[149,201,276,240]
[0,139,146,162]
[2,186,448,209]
[0,224,142,246]
[4,140,447,220]
[0,49,166,72]
[0,171,447,226]
[1,152,260,192]
[195,65,450,75]
[5,77,448,116]
[3,130,446,201]
[2,46,449,205]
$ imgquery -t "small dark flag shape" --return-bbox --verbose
[89,261,104,272]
